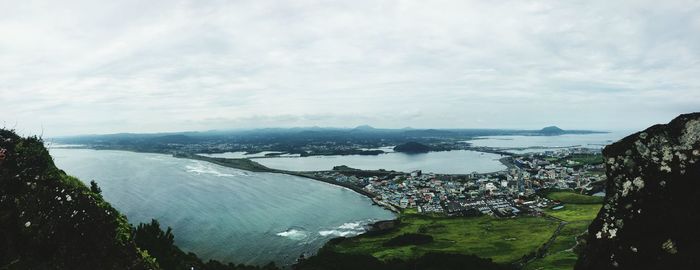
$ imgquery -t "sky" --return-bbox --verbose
[2,0,699,136]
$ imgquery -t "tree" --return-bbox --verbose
[90,180,102,194]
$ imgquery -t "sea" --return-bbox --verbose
[46,130,633,266]
[49,148,395,267]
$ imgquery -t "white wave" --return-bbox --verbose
[318,220,374,237]
[185,162,243,177]
[48,144,85,148]
[276,229,308,241]
[318,230,361,237]
[337,222,362,230]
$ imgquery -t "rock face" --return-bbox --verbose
[575,113,700,269]
[0,129,157,269]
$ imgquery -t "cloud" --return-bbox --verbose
[1,0,699,136]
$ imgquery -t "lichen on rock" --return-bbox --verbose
[575,113,700,270]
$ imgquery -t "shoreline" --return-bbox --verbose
[54,147,511,214]
[174,153,402,214]
[178,152,406,265]
[177,153,515,214]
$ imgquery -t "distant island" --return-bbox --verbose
[539,126,565,135]
[393,142,431,153]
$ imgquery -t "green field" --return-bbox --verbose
[545,191,604,204]
[541,202,601,257]
[327,191,603,269]
[332,214,560,263]
[544,204,602,222]
[524,250,578,270]
[525,192,603,270]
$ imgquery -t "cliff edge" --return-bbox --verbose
[575,113,700,269]
[0,129,158,269]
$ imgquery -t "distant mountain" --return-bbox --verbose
[148,134,195,144]
[539,126,565,135]
[353,125,376,130]
[53,126,607,150]
[394,142,431,153]
[402,129,455,137]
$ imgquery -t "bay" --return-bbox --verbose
[49,148,395,267]
[252,150,507,174]
[465,131,633,153]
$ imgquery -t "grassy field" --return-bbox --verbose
[327,191,603,269]
[525,192,603,270]
[544,204,602,222]
[545,191,604,204]
[331,214,560,264]
[524,250,578,270]
[541,202,601,261]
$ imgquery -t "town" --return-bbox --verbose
[308,147,606,217]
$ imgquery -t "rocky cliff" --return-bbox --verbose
[0,129,158,269]
[0,129,279,270]
[575,113,700,269]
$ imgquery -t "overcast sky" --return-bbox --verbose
[2,0,699,136]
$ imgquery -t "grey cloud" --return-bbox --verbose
[1,0,699,136]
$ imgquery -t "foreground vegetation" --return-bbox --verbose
[330,213,559,264]
[524,192,603,270]
[317,191,603,270]
[543,191,604,204]
[133,219,277,270]
[0,129,275,270]
[2,129,605,269]
[294,250,514,270]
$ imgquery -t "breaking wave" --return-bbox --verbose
[185,162,247,177]
[318,230,361,237]
[276,228,309,241]
[318,220,372,237]
[337,222,362,230]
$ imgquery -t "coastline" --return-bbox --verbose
[178,152,406,257]
[498,156,517,170]
[177,153,515,214]
[174,153,402,214]
[52,147,511,214]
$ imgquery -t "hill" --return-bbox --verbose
[539,126,565,135]
[393,142,431,153]
[352,125,376,131]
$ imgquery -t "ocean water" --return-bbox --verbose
[465,131,634,153]
[49,148,395,267]
[204,132,633,173]
[200,151,301,158]
[252,150,507,174]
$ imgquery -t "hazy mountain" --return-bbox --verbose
[539,126,565,135]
